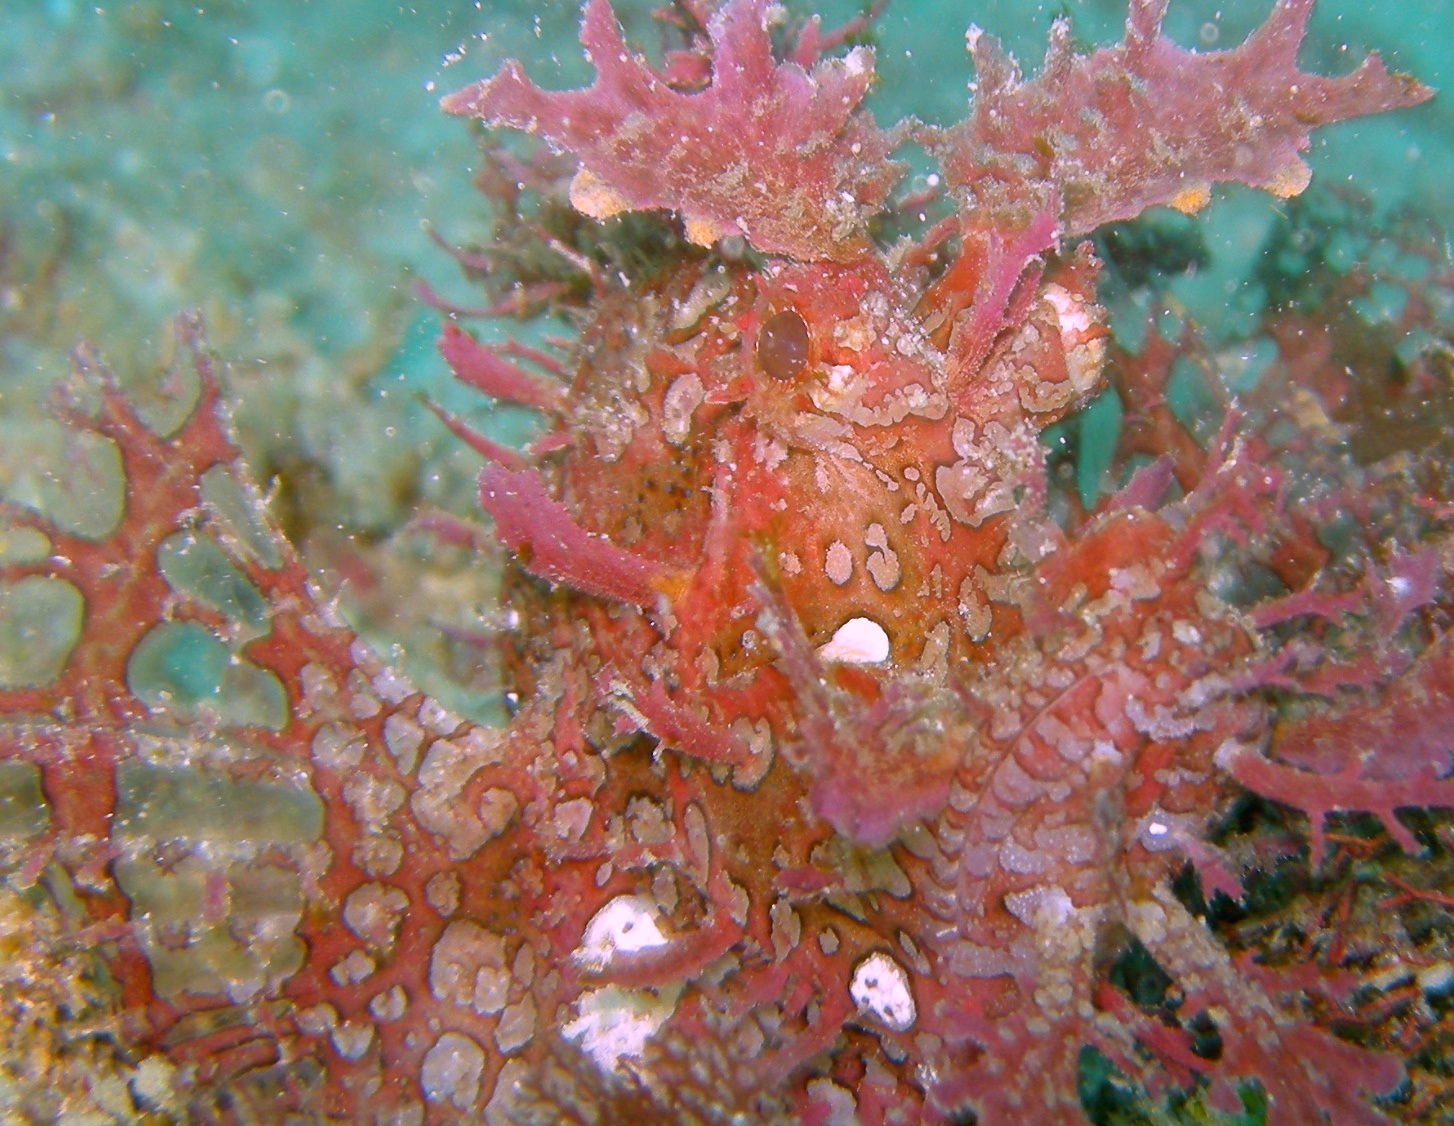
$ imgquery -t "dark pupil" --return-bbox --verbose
[757,310,810,380]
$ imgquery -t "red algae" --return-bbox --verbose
[2,2,1451,1123]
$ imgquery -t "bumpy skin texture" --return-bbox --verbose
[0,2,1449,1124]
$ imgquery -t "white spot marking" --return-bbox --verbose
[1003,885,1077,930]
[553,797,593,841]
[574,895,669,972]
[420,1031,485,1110]
[428,920,509,1015]
[330,1019,375,1061]
[477,787,520,842]
[330,949,377,986]
[562,984,681,1072]
[369,984,408,1022]
[1171,620,1203,646]
[817,616,890,664]
[806,1078,860,1125]
[494,995,537,1055]
[662,372,705,447]
[850,951,916,1032]
[863,524,899,592]
[343,882,409,952]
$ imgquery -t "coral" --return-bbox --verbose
[1,1,1449,1124]
[934,0,1426,240]
[442,0,901,261]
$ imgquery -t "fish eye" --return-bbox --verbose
[756,309,810,381]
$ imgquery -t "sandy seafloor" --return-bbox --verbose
[0,0,1450,714]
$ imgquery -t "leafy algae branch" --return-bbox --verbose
[1,0,1452,1122]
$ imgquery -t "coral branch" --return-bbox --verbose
[438,322,565,412]
[421,397,528,470]
[1217,742,1454,860]
[478,463,670,606]
[443,0,901,261]
[936,0,1433,240]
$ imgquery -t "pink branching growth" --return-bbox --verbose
[442,0,901,261]
[920,207,1059,373]
[1249,550,1439,633]
[935,0,1432,241]
[1126,891,1404,1123]
[0,314,237,729]
[420,396,529,470]
[0,317,479,1120]
[437,322,565,412]
[478,463,670,605]
[1222,629,1454,860]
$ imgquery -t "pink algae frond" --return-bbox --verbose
[478,463,673,606]
[0,318,568,1123]
[935,0,1433,241]
[1222,627,1454,860]
[436,322,565,414]
[442,0,901,261]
